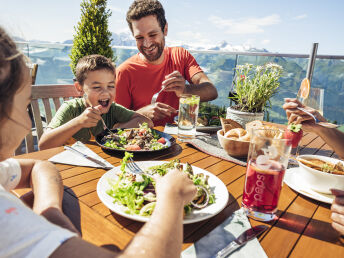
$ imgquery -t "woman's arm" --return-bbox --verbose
[283,98,344,159]
[51,169,196,258]
[16,159,78,233]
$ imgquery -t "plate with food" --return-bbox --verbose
[296,154,344,193]
[95,123,175,152]
[97,154,229,224]
[284,167,335,204]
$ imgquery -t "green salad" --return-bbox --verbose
[106,152,215,216]
[103,123,168,151]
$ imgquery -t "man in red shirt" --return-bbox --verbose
[115,0,218,126]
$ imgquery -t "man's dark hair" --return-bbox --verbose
[75,54,115,85]
[126,0,167,33]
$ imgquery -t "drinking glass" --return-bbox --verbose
[301,88,324,116]
[242,128,292,221]
[177,94,200,141]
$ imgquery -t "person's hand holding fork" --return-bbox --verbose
[283,98,327,132]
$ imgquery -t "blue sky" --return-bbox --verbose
[1,0,343,54]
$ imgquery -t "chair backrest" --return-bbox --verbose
[15,84,82,155]
[31,64,38,85]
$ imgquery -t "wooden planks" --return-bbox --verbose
[13,128,343,257]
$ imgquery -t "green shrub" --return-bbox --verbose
[70,0,115,75]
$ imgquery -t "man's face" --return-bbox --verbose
[80,69,116,114]
[131,15,167,64]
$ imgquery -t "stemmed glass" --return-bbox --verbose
[300,88,324,116]
[293,88,325,158]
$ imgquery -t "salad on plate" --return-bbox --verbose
[106,152,215,216]
[102,123,169,151]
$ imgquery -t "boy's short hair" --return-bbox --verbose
[75,54,115,85]
[126,0,166,33]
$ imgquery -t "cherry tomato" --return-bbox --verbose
[126,144,141,151]
[157,137,166,144]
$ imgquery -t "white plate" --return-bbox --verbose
[97,161,229,224]
[284,167,335,204]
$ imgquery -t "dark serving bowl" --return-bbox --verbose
[95,128,175,153]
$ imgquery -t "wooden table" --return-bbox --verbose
[15,127,344,257]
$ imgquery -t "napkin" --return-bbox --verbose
[182,208,267,258]
[185,135,247,166]
[164,124,209,136]
[49,141,114,169]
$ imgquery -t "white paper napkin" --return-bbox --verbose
[49,141,114,169]
[164,124,209,136]
[182,208,267,258]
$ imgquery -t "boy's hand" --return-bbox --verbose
[155,169,197,206]
[78,105,103,128]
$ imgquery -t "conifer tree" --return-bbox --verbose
[70,0,115,75]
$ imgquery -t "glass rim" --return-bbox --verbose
[250,128,288,142]
[179,94,200,98]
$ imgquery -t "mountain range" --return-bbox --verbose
[15,32,268,53]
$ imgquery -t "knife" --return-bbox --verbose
[64,146,113,170]
[215,225,268,258]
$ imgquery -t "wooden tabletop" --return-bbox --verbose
[14,126,344,257]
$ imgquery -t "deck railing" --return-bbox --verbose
[16,42,344,125]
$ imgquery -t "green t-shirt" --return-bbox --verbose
[48,98,135,141]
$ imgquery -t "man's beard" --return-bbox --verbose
[140,38,165,62]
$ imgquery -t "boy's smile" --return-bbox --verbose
[81,69,116,114]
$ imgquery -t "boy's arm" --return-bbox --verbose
[39,106,103,150]
[114,113,153,128]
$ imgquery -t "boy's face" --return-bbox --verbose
[80,69,116,114]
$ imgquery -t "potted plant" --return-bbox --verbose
[227,63,283,127]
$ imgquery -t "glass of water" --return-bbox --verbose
[177,94,200,141]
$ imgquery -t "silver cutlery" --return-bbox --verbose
[296,107,338,128]
[215,225,268,258]
[151,86,165,104]
[126,157,155,179]
[83,92,116,136]
[64,146,113,169]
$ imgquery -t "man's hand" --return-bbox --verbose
[162,70,186,98]
[77,105,103,128]
[137,102,177,121]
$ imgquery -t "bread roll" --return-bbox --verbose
[224,128,250,141]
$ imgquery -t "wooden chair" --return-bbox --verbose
[15,84,82,155]
[30,63,38,84]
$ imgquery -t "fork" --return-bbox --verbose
[99,116,116,137]
[83,92,116,136]
[127,157,155,179]
[296,107,338,128]
[151,86,165,104]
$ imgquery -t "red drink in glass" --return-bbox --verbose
[242,159,286,221]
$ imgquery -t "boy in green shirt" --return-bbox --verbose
[39,55,152,149]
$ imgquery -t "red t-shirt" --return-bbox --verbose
[115,47,203,126]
